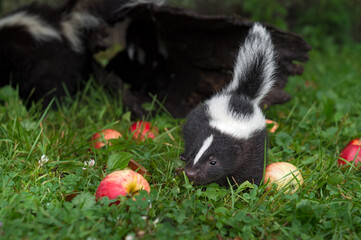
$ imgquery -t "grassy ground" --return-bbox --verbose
[0,44,361,239]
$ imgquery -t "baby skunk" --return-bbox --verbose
[0,0,163,106]
[181,23,277,186]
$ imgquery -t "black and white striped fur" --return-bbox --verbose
[181,24,277,186]
[0,0,163,106]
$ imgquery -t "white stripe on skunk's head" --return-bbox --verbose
[193,134,214,166]
[206,94,266,139]
[61,11,100,53]
[0,11,61,42]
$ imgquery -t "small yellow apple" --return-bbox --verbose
[264,162,303,194]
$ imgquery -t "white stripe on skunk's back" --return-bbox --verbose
[0,11,61,41]
[207,94,266,139]
[61,12,100,53]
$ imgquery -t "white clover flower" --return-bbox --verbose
[125,235,135,240]
[153,217,160,226]
[38,155,49,167]
[83,159,95,170]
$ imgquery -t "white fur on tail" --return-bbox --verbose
[206,23,276,139]
[226,23,276,105]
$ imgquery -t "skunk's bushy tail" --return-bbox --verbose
[224,23,277,105]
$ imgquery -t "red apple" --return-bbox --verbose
[129,121,158,141]
[95,170,150,204]
[338,139,361,166]
[347,139,361,146]
[264,162,304,194]
[91,129,122,149]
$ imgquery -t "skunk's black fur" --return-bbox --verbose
[181,24,277,186]
[0,0,163,106]
[106,18,169,94]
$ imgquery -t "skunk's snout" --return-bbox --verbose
[185,168,198,181]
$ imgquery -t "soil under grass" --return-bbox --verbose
[0,44,361,239]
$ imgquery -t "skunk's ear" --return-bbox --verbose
[225,23,277,105]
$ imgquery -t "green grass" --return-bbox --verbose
[1,44,361,239]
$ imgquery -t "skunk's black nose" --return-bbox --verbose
[185,169,198,180]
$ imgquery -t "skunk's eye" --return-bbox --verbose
[209,156,217,165]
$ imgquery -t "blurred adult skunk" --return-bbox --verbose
[0,0,164,106]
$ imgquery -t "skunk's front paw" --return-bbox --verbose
[179,153,187,161]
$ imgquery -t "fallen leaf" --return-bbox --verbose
[266,119,279,133]
[128,159,151,176]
